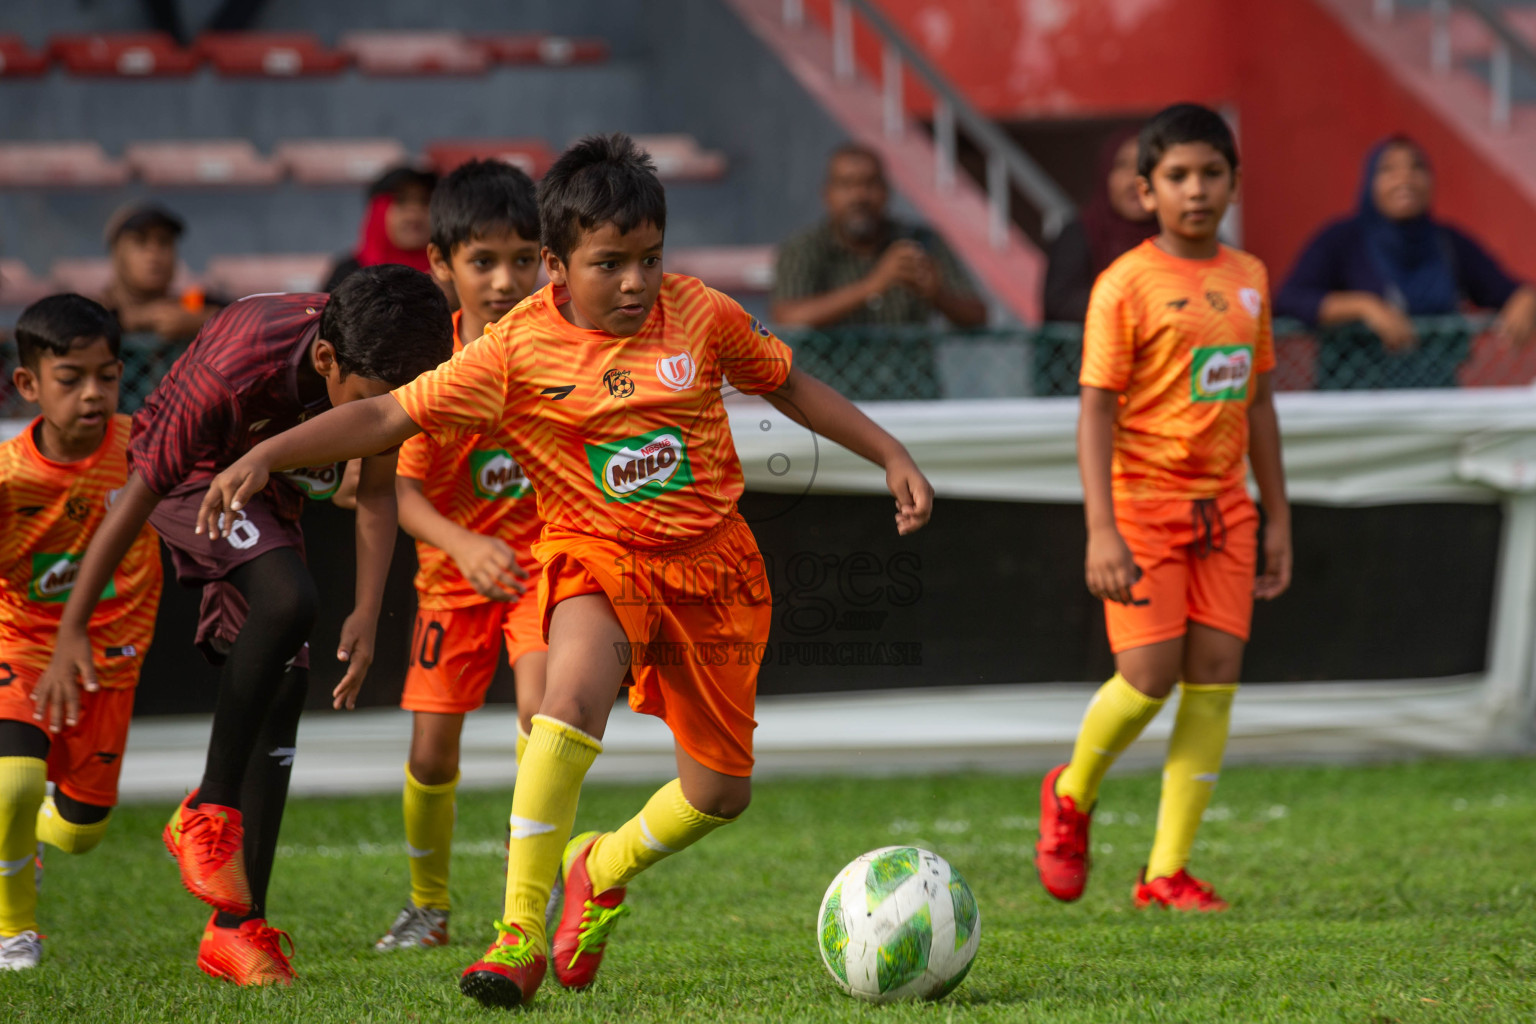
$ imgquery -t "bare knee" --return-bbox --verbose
[682,775,751,820]
[409,713,463,786]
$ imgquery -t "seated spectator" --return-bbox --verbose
[1042,125,1158,322]
[772,143,986,329]
[1276,136,1536,350]
[100,202,223,344]
[322,166,437,292]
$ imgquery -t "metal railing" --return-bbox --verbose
[780,0,1076,242]
[1380,0,1536,131]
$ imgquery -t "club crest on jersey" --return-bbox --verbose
[1190,346,1253,402]
[585,426,695,504]
[283,463,342,501]
[470,449,531,501]
[1239,287,1262,317]
[603,368,635,398]
[655,351,699,392]
[749,316,772,338]
[29,553,117,603]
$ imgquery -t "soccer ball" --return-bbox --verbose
[816,846,980,1003]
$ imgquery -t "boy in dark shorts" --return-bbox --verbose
[34,265,453,984]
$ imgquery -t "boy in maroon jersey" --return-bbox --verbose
[33,265,452,985]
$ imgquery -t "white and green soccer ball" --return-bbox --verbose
[816,846,980,1003]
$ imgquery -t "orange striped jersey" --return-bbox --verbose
[0,414,163,684]
[392,274,794,548]
[1080,240,1276,500]
[398,310,544,609]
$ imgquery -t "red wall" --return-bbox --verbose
[848,0,1536,284]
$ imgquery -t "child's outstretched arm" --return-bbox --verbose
[198,394,421,539]
[331,450,399,710]
[1079,385,1139,605]
[762,366,933,535]
[1247,372,1291,600]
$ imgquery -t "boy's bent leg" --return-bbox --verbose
[37,791,110,854]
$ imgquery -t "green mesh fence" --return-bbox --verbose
[0,333,189,419]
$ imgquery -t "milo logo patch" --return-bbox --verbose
[470,449,531,501]
[29,553,117,603]
[585,426,695,504]
[1190,346,1252,402]
[284,463,343,501]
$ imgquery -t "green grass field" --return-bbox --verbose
[6,757,1536,1023]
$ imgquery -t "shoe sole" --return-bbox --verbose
[460,969,530,1008]
[164,822,252,916]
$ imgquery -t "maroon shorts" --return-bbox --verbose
[149,487,310,669]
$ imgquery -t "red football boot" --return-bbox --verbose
[197,913,295,986]
[551,831,630,989]
[1035,764,1093,901]
[459,920,547,1009]
[1133,868,1229,911]
[164,792,251,916]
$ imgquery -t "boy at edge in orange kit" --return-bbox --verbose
[195,133,934,1009]
[1035,104,1292,912]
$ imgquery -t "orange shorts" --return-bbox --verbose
[1104,487,1259,654]
[534,517,771,778]
[0,658,139,807]
[401,595,548,715]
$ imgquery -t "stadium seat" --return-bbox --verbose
[126,140,283,186]
[0,36,50,77]
[0,142,132,187]
[426,139,558,178]
[665,246,775,293]
[203,254,331,297]
[49,258,197,298]
[338,32,489,75]
[630,135,729,182]
[195,33,348,76]
[274,138,410,185]
[49,33,199,76]
[0,260,56,307]
[475,34,610,66]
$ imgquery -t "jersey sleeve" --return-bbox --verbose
[1253,264,1276,375]
[391,327,510,444]
[1079,268,1135,392]
[128,361,238,496]
[709,289,793,395]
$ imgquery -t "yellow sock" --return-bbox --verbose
[36,796,110,854]
[0,757,46,936]
[586,778,735,894]
[515,725,530,766]
[403,766,458,911]
[504,715,601,952]
[1146,682,1238,881]
[1057,674,1167,807]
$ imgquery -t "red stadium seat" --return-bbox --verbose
[0,260,56,307]
[203,254,332,297]
[426,139,558,178]
[0,36,50,77]
[49,33,199,76]
[338,32,489,75]
[195,33,348,76]
[49,258,198,299]
[274,138,410,185]
[665,246,775,293]
[0,142,131,187]
[630,134,728,182]
[475,34,609,66]
[125,140,283,186]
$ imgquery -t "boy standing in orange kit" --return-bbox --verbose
[0,295,162,970]
[1036,104,1291,911]
[194,133,934,1008]
[374,159,549,952]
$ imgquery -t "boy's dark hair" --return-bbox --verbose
[538,133,667,264]
[429,158,540,257]
[1137,103,1239,179]
[319,265,453,385]
[14,293,121,369]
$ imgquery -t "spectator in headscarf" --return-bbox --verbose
[1275,136,1536,350]
[322,166,437,292]
[1042,125,1158,322]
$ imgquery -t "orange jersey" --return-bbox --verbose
[1080,240,1275,500]
[0,415,163,685]
[392,274,794,548]
[398,310,544,609]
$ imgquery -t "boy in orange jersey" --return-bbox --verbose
[374,159,549,952]
[1036,104,1291,912]
[195,133,934,1009]
[0,295,162,970]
